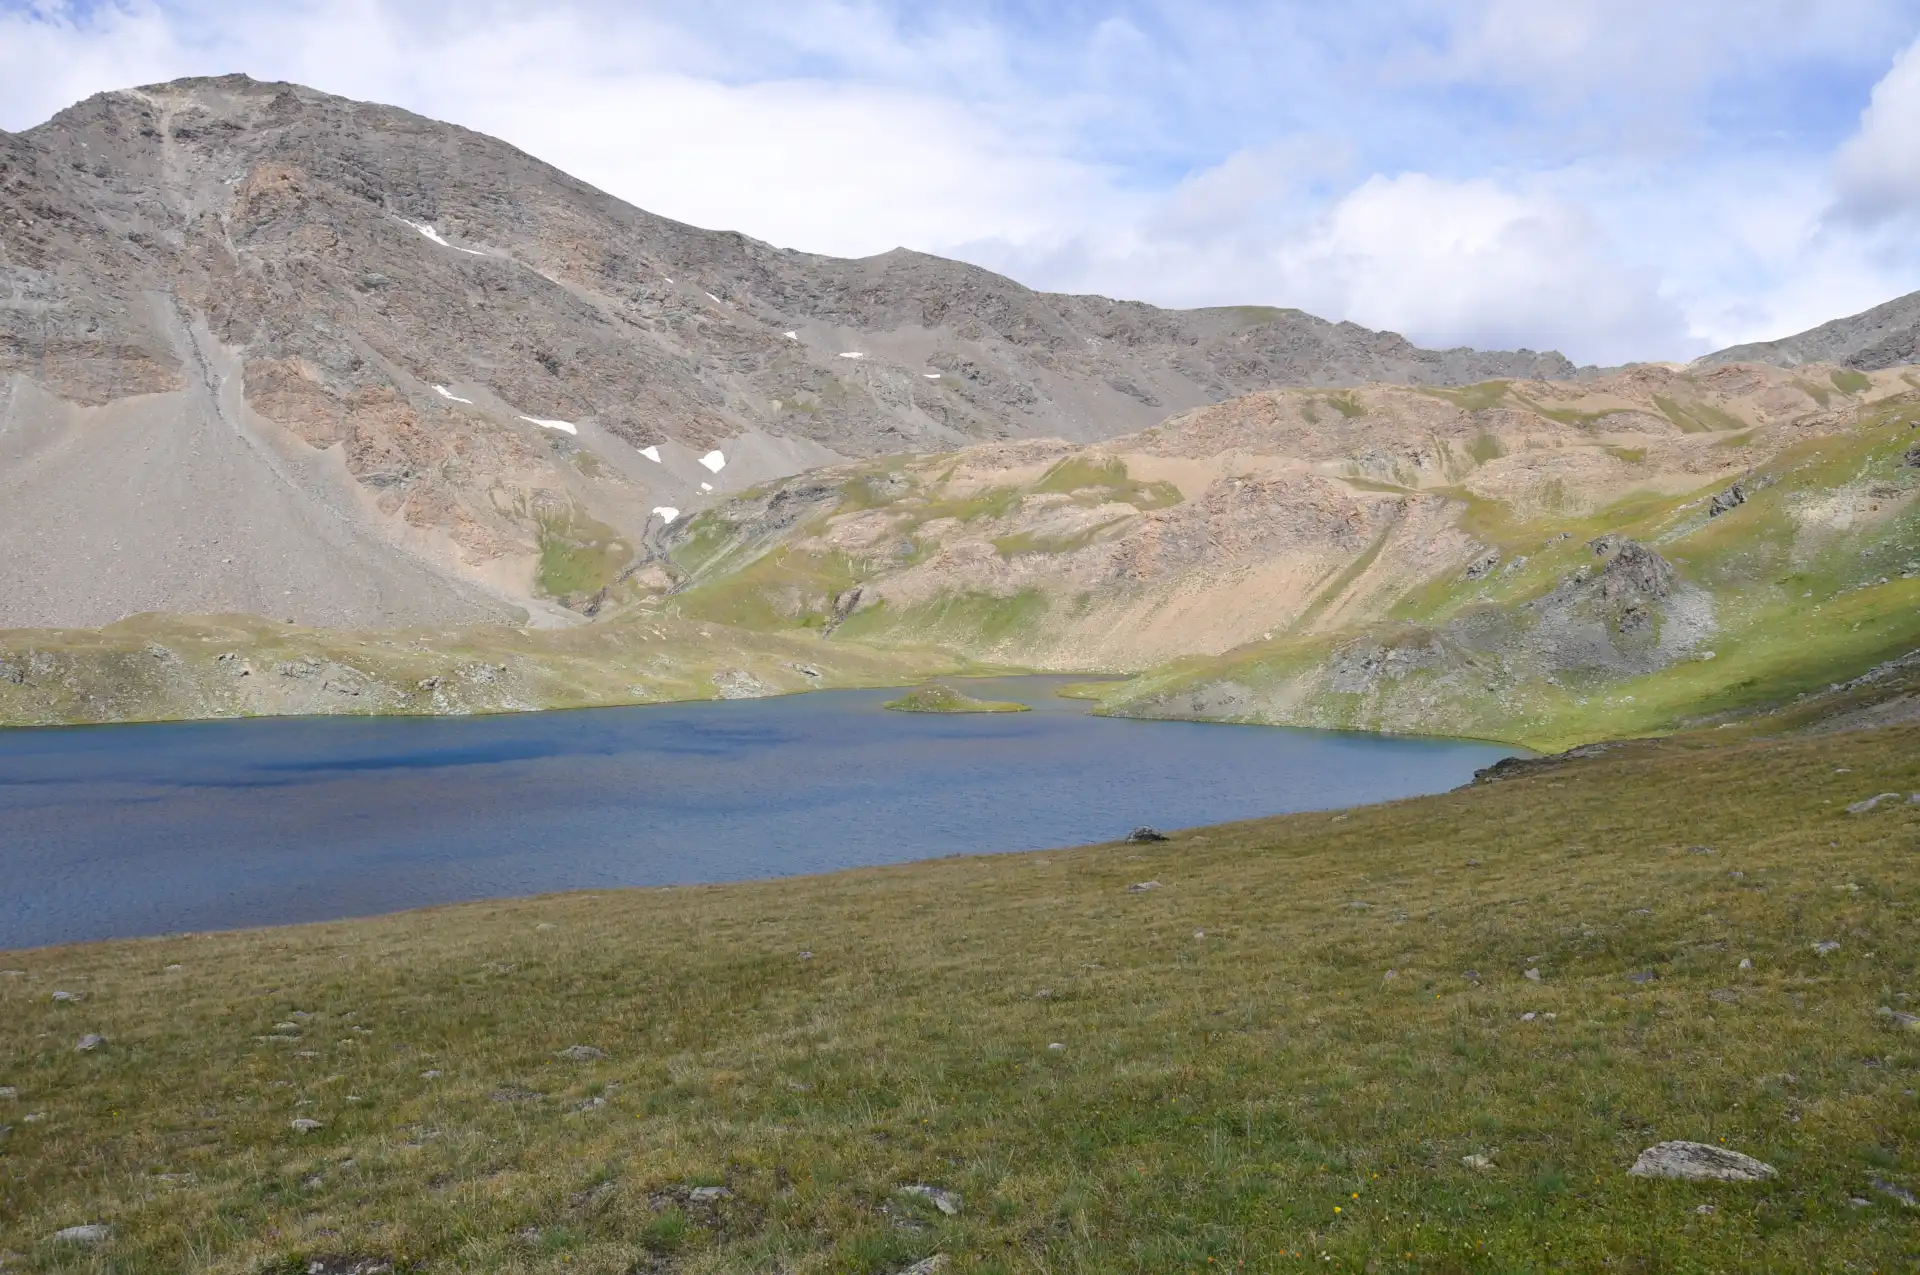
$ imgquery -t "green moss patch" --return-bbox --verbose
[883,682,1031,713]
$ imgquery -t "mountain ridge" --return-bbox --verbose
[0,72,1595,629]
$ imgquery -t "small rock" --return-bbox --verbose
[52,1224,109,1245]
[290,1118,325,1133]
[50,990,82,1003]
[0,1087,15,1100]
[1047,1042,1065,1051]
[1687,845,1716,855]
[1695,1203,1715,1215]
[1345,901,1371,910]
[1382,969,1397,980]
[1033,989,1051,999]
[557,1045,605,1062]
[901,1184,963,1215]
[799,950,814,960]
[1872,1177,1918,1207]
[1524,967,1542,982]
[1126,826,1168,843]
[1461,1154,1494,1171]
[1848,1196,1871,1208]
[688,1185,732,1203]
[1876,1007,1920,1030]
[1738,958,1752,970]
[899,1258,951,1275]
[1626,971,1656,984]
[1628,1141,1776,1182]
[1463,970,1480,982]
[1127,880,1161,893]
[1813,940,1841,955]
[1520,1012,1537,1022]
[1847,793,1901,814]
[75,1034,104,1052]
[420,1069,442,1080]
[24,1112,48,1122]
[1707,483,1746,517]
[534,922,556,931]
[1194,930,1206,939]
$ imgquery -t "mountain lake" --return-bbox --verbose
[0,677,1519,948]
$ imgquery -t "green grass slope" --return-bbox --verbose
[1100,413,1920,750]
[5,726,1919,1272]
[0,615,970,728]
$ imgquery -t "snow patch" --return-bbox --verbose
[639,445,662,463]
[700,482,713,492]
[784,331,799,340]
[698,450,726,473]
[406,220,488,256]
[433,385,474,404]
[519,416,579,436]
[923,373,940,379]
[652,506,680,524]
[838,351,864,359]
[705,292,722,304]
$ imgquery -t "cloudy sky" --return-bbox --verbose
[5,1,1920,364]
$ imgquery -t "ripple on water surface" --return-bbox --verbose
[0,677,1519,946]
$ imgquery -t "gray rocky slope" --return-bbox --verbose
[1,74,1594,629]
[1701,288,1920,370]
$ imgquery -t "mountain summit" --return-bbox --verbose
[2,74,1583,627]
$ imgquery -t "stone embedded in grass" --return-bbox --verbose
[1461,1154,1494,1171]
[557,1045,605,1062]
[1524,968,1542,982]
[1521,1012,1537,1022]
[1627,971,1657,984]
[1739,958,1753,970]
[75,1034,104,1051]
[0,1086,15,1100]
[51,990,82,1002]
[290,1118,325,1132]
[52,1224,109,1244]
[688,1185,732,1203]
[420,1069,442,1079]
[901,1184,962,1215]
[1873,1178,1918,1207]
[1813,940,1841,955]
[1847,793,1901,814]
[1877,1007,1920,1030]
[1628,1141,1776,1182]
[1127,881,1162,893]
[899,1257,951,1275]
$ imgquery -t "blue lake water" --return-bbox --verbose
[0,678,1518,949]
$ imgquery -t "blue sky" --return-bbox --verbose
[7,1,1920,363]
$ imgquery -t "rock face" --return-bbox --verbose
[1701,288,1920,370]
[0,74,1583,630]
[1628,1141,1777,1182]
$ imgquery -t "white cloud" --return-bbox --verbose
[1279,175,1688,362]
[1835,35,1920,221]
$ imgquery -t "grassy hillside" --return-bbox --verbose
[1100,408,1920,750]
[5,725,1919,1272]
[0,614,971,728]
[644,371,1920,751]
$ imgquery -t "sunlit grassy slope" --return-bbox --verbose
[1097,413,1920,750]
[5,725,1919,1272]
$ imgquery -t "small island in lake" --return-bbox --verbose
[884,683,1032,714]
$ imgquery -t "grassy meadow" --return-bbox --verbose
[4,724,1919,1272]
